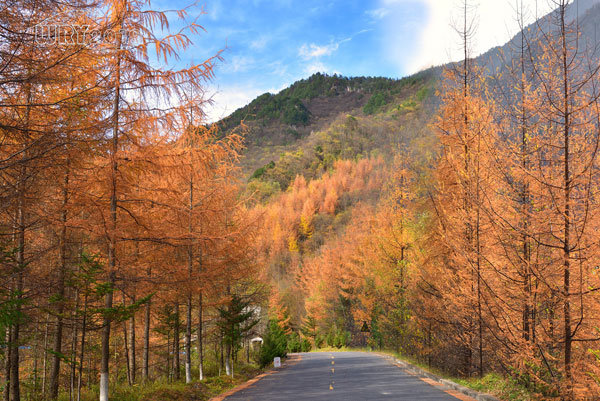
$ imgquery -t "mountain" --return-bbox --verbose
[219,70,438,179]
[476,0,600,75]
[221,0,600,201]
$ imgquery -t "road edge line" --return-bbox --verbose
[374,352,500,401]
[209,354,302,401]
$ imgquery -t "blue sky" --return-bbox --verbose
[158,0,551,121]
[188,0,428,121]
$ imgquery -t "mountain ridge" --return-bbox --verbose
[222,69,436,177]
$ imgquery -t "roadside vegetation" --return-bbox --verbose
[56,365,264,401]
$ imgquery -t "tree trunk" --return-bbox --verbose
[33,323,39,394]
[4,325,11,401]
[69,283,80,401]
[197,293,203,381]
[476,130,483,378]
[186,157,194,384]
[50,167,69,399]
[174,304,180,381]
[185,295,192,383]
[166,332,171,381]
[77,292,88,401]
[99,271,115,401]
[129,300,136,384]
[514,6,533,344]
[42,314,49,395]
[100,21,122,401]
[219,338,223,376]
[142,296,150,381]
[48,278,64,400]
[123,320,131,386]
[559,3,572,397]
[225,343,231,377]
[10,176,26,401]
[69,309,78,401]
[10,269,22,401]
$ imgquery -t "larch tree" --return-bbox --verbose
[73,0,222,399]
[432,0,497,375]
[521,1,600,396]
[0,2,107,399]
[0,0,264,399]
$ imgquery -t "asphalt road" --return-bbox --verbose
[224,351,470,401]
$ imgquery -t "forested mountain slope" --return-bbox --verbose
[219,70,438,176]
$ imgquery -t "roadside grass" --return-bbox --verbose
[308,347,534,401]
[375,350,534,401]
[57,363,264,401]
[454,373,533,401]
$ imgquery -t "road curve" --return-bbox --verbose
[224,351,473,401]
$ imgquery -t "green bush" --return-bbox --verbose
[363,92,389,115]
[258,320,288,367]
[250,161,275,180]
[282,98,310,126]
[415,85,430,102]
[300,338,312,352]
[250,166,267,180]
[288,332,302,352]
[326,330,335,347]
[325,326,350,348]
[244,179,281,204]
[286,332,312,353]
[335,331,350,348]
[397,99,418,113]
[286,128,301,139]
[315,334,325,349]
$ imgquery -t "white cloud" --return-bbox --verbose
[266,60,288,76]
[299,43,340,59]
[367,7,390,19]
[250,36,269,50]
[299,29,372,61]
[355,28,373,36]
[224,55,254,73]
[267,82,290,95]
[379,0,555,74]
[203,85,266,122]
[206,0,222,21]
[305,61,329,74]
